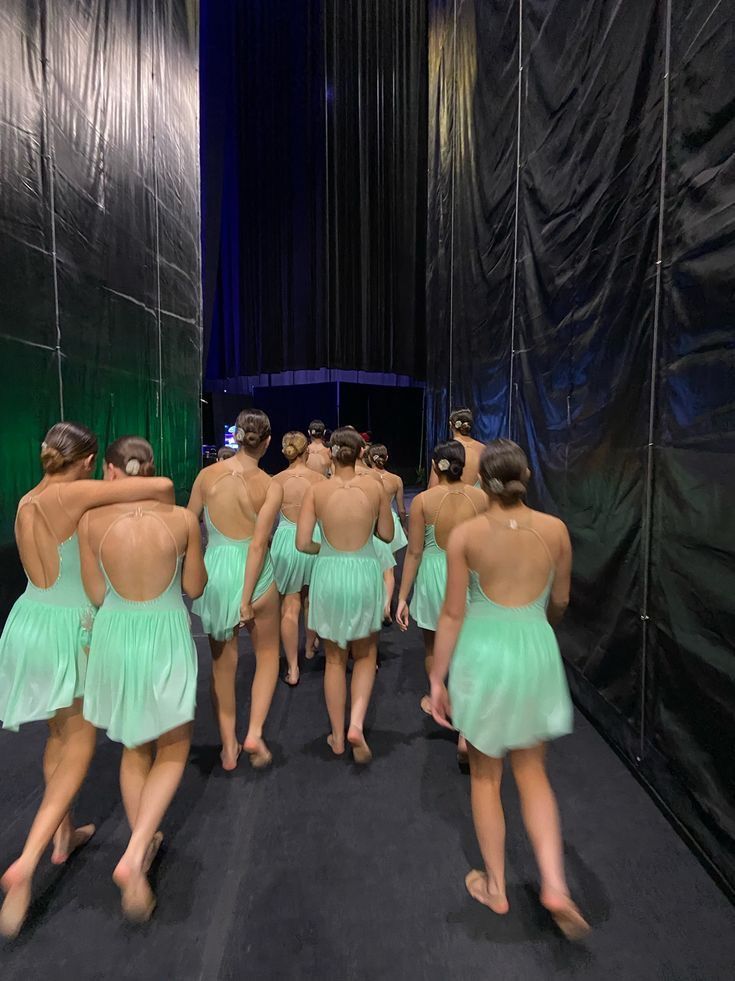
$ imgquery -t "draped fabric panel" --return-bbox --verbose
[425,0,735,891]
[0,0,201,617]
[202,0,428,383]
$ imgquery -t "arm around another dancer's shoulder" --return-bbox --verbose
[429,521,471,729]
[62,475,174,523]
[182,509,207,600]
[396,493,426,631]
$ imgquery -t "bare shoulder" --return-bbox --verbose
[309,471,327,485]
[531,509,569,548]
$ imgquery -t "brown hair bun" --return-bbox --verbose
[40,422,98,474]
[479,439,530,504]
[105,436,156,477]
[235,409,271,449]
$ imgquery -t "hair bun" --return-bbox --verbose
[40,442,66,474]
[244,431,261,448]
[449,461,463,478]
[125,458,141,476]
[283,444,298,461]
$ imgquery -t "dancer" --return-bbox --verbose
[79,437,207,922]
[306,420,331,476]
[428,408,485,488]
[271,432,326,684]
[0,422,174,938]
[396,440,485,731]
[430,439,589,939]
[296,427,393,763]
[366,443,408,620]
[188,409,282,771]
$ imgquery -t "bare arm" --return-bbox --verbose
[186,472,205,519]
[548,522,572,626]
[77,513,106,608]
[375,486,394,543]
[429,527,470,728]
[296,485,320,554]
[63,476,174,522]
[240,481,283,616]
[395,477,406,521]
[181,510,207,600]
[396,495,425,630]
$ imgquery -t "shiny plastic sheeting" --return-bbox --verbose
[426,0,735,891]
[0,0,201,560]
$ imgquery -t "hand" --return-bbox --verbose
[396,599,410,631]
[430,679,454,730]
[239,600,255,629]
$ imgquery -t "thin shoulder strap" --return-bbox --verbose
[98,507,180,561]
[209,467,257,518]
[461,486,481,517]
[520,524,555,572]
[55,485,78,523]
[17,495,57,539]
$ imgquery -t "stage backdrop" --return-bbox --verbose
[0,0,201,614]
[426,0,735,893]
[201,0,428,384]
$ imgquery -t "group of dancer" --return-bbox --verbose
[0,407,589,941]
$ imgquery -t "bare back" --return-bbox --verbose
[15,484,80,589]
[373,469,401,505]
[457,437,485,486]
[461,507,568,607]
[274,464,325,523]
[195,460,272,540]
[82,502,191,604]
[307,443,331,477]
[422,484,487,550]
[313,476,382,552]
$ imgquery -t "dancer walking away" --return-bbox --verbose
[366,443,407,621]
[428,408,486,488]
[0,422,174,939]
[271,432,326,684]
[306,420,331,476]
[396,440,485,732]
[188,409,283,771]
[79,437,207,923]
[297,428,393,763]
[430,439,589,940]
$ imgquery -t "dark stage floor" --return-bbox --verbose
[1,620,733,980]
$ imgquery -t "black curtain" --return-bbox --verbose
[201,0,428,382]
[426,0,735,892]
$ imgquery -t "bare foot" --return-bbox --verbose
[113,859,156,924]
[420,695,432,716]
[243,736,272,770]
[283,666,300,687]
[0,861,32,939]
[327,734,345,756]
[220,743,241,772]
[541,888,591,941]
[51,822,96,866]
[347,725,372,764]
[465,870,509,915]
[144,832,164,874]
[305,638,319,660]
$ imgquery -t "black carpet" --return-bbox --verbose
[1,620,733,980]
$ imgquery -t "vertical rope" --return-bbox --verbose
[447,0,458,411]
[639,0,673,760]
[43,1,64,420]
[507,0,523,439]
[323,1,331,372]
[152,0,164,464]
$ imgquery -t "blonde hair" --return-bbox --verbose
[41,422,98,474]
[105,436,156,477]
[282,431,309,461]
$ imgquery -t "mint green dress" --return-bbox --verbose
[308,526,384,649]
[390,509,408,552]
[448,571,572,757]
[192,508,275,641]
[84,551,197,749]
[410,524,447,631]
[270,516,321,595]
[0,523,94,731]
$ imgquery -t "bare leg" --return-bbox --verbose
[420,629,435,714]
[243,585,279,767]
[347,636,377,763]
[465,743,509,914]
[280,592,301,685]
[383,569,395,621]
[209,633,241,770]
[120,743,155,830]
[0,701,96,938]
[44,717,73,864]
[323,641,347,755]
[304,590,318,658]
[113,723,192,922]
